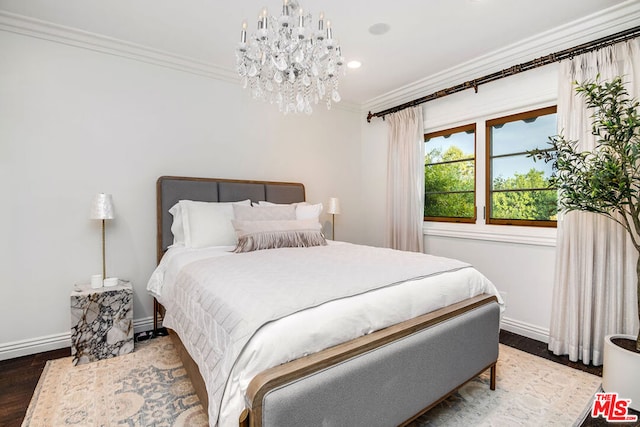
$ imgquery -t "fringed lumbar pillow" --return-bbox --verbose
[231,219,327,252]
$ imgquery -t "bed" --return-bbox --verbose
[148,176,502,427]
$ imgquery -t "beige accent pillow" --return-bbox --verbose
[256,201,323,220]
[295,203,323,220]
[233,204,296,221]
[232,219,327,252]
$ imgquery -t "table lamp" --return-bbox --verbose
[90,193,114,281]
[327,197,341,240]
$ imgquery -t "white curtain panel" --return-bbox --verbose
[549,39,640,366]
[385,106,425,252]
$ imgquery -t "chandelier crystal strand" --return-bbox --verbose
[236,0,344,115]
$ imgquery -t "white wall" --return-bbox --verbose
[0,30,364,359]
[359,117,388,247]
[2,10,608,358]
[360,65,561,342]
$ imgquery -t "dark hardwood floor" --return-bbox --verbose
[499,329,603,376]
[1,330,636,426]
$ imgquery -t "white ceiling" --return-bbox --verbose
[0,0,635,107]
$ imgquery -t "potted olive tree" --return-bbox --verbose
[532,76,640,409]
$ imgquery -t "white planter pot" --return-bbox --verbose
[602,334,640,411]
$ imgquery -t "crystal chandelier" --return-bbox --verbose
[236,0,344,115]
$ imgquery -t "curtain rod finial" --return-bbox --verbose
[367,111,373,123]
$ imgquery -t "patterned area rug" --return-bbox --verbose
[23,338,600,426]
[414,345,602,427]
[22,336,207,426]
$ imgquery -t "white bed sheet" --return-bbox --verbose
[148,243,503,427]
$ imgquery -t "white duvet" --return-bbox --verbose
[147,242,502,427]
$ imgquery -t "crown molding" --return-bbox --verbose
[2,2,638,117]
[0,10,239,84]
[0,10,362,116]
[363,0,640,113]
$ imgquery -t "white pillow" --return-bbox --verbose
[169,203,186,246]
[170,199,251,248]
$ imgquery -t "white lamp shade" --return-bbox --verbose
[90,193,114,220]
[327,197,341,215]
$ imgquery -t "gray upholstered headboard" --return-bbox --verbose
[156,176,306,262]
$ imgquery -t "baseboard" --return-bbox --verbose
[2,315,547,360]
[0,331,71,361]
[0,316,155,361]
[501,316,550,344]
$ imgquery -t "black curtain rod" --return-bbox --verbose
[366,25,640,123]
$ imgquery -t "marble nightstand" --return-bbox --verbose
[70,280,133,365]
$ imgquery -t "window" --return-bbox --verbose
[424,124,476,222]
[486,106,557,226]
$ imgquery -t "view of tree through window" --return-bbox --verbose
[424,124,475,222]
[486,106,558,226]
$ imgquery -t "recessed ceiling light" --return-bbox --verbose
[347,60,362,69]
[368,23,390,36]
